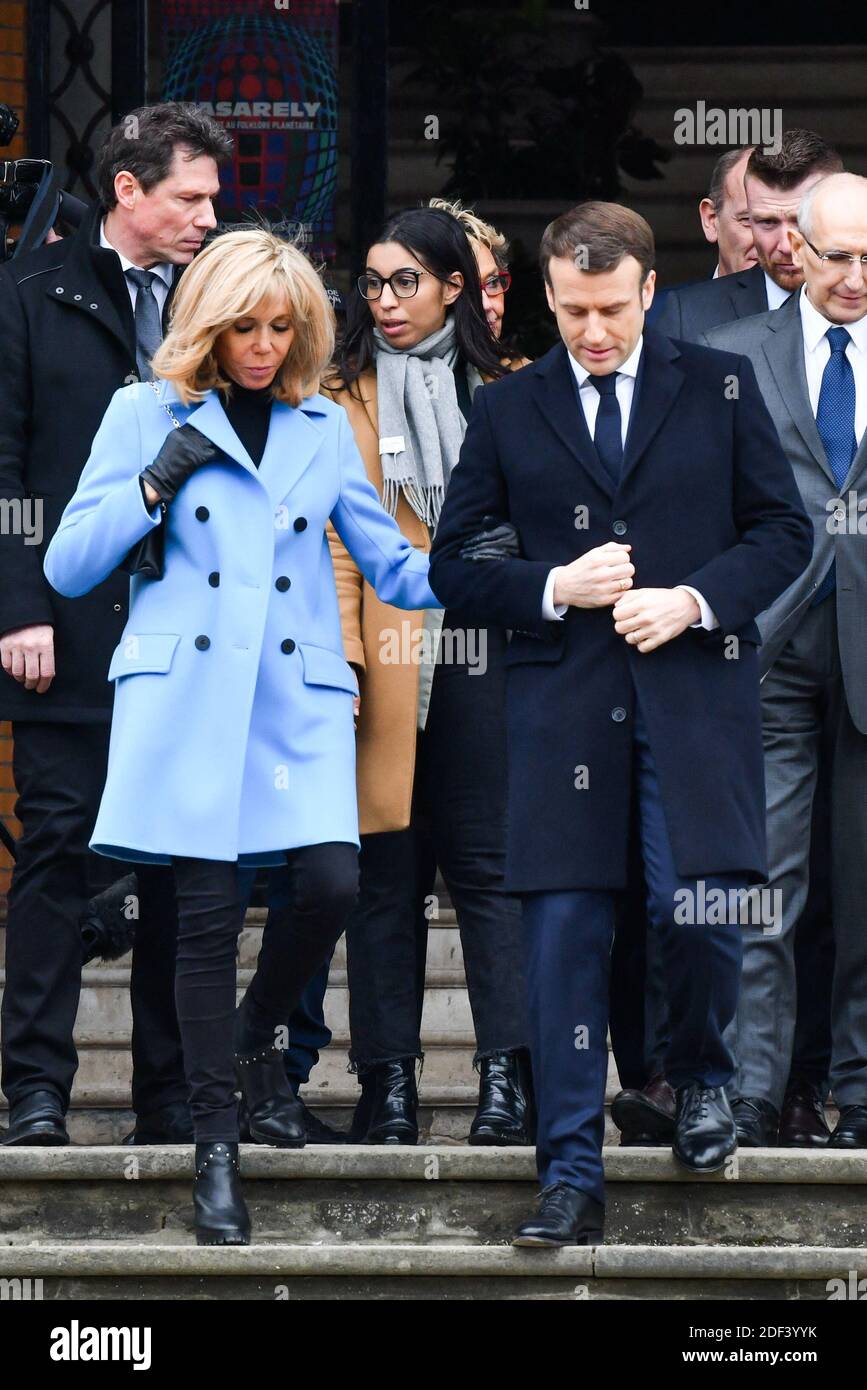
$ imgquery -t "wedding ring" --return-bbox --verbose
[620,578,629,590]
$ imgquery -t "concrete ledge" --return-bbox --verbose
[0,1145,864,1184]
[594,1245,867,1279]
[0,1242,862,1281]
[0,1241,593,1278]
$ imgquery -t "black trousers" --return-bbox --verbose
[346,643,528,1069]
[172,843,358,1142]
[2,721,185,1115]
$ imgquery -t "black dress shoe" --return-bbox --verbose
[512,1183,605,1248]
[122,1100,194,1146]
[732,1096,779,1147]
[828,1104,867,1148]
[3,1089,69,1147]
[346,1072,377,1143]
[235,1046,306,1148]
[193,1142,251,1246]
[673,1083,737,1172]
[612,1074,676,1147]
[469,1049,536,1146]
[364,1059,418,1145]
[296,1098,346,1144]
[778,1078,830,1148]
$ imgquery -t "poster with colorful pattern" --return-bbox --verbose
[161,0,338,262]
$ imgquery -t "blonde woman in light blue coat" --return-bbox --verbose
[44,228,440,1245]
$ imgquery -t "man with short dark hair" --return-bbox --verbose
[430,202,811,1244]
[0,103,231,1145]
[655,130,843,340]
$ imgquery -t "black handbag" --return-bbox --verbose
[121,381,180,580]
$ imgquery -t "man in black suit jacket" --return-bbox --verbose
[654,130,842,341]
[429,202,812,1246]
[0,105,230,1145]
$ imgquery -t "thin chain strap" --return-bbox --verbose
[147,378,182,430]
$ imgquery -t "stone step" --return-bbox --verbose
[48,979,479,1048]
[1,1147,864,1250]
[0,1147,864,1298]
[4,1240,864,1300]
[10,1045,623,1111]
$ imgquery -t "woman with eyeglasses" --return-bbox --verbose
[323,205,535,1146]
[43,228,438,1243]
[428,198,513,340]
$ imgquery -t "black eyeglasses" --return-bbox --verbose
[803,236,867,271]
[357,269,431,300]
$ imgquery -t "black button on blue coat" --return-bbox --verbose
[281,638,296,654]
[293,517,307,532]
[208,572,220,587]
[195,506,209,522]
[275,576,291,591]
[195,635,211,651]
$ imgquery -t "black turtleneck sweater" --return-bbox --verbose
[220,381,273,467]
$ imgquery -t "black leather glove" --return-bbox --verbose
[459,515,522,562]
[140,423,221,503]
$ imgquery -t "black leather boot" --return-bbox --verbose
[346,1071,377,1143]
[364,1059,419,1145]
[235,1045,306,1148]
[469,1049,536,1145]
[2,1089,69,1147]
[193,1142,251,1246]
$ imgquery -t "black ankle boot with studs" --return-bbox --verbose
[193,1141,251,1246]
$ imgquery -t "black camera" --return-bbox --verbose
[0,103,86,262]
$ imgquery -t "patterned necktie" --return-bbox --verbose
[125,267,163,382]
[590,372,622,484]
[813,326,857,604]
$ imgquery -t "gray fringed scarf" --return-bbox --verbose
[373,317,483,531]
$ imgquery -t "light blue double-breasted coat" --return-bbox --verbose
[44,378,440,865]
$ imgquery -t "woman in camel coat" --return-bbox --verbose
[324,206,534,1147]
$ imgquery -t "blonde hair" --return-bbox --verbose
[151,228,335,407]
[428,197,508,261]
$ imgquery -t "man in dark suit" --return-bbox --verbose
[654,130,842,341]
[703,172,867,1150]
[0,104,231,1145]
[429,202,812,1245]
[647,146,756,328]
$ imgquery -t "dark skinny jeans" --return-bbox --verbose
[171,843,358,1142]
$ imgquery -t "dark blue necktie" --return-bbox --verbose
[813,326,857,605]
[590,372,623,484]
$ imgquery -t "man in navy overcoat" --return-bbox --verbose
[429,202,812,1246]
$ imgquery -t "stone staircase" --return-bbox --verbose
[379,37,867,289]
[0,1146,864,1299]
[1,897,865,1299]
[0,901,543,1143]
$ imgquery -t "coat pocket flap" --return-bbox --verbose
[505,632,565,665]
[108,633,182,680]
[298,642,359,694]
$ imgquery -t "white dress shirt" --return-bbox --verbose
[764,271,791,311]
[541,336,716,628]
[799,286,867,446]
[99,220,174,317]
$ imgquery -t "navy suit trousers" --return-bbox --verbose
[520,703,744,1204]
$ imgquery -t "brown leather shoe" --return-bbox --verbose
[611,1074,676,1146]
[778,1077,830,1148]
